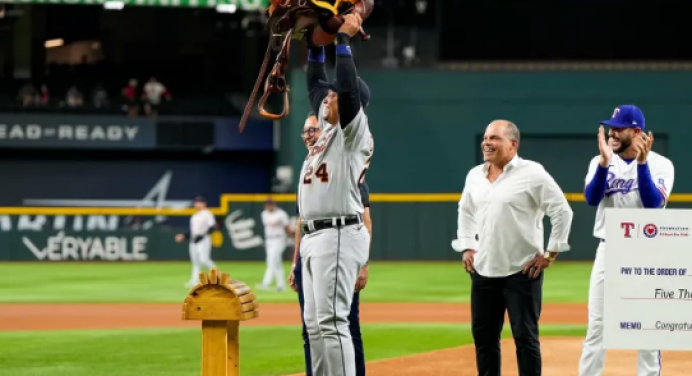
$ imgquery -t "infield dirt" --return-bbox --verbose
[2,302,690,375]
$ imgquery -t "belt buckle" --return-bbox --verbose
[331,216,349,228]
[302,220,317,234]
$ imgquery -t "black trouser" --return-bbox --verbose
[470,270,543,376]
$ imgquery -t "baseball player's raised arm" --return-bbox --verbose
[638,159,675,208]
[452,181,478,253]
[530,166,573,252]
[584,156,608,207]
[335,33,361,128]
[306,46,330,114]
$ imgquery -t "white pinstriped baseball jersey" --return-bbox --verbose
[585,151,675,239]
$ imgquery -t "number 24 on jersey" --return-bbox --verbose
[303,163,329,184]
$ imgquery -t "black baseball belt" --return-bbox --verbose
[301,215,362,234]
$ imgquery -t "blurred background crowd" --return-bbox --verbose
[2,0,687,119]
[0,0,437,117]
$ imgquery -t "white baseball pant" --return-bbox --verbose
[301,223,369,376]
[261,238,286,289]
[189,236,216,284]
[578,241,661,376]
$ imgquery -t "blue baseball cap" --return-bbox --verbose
[600,105,645,130]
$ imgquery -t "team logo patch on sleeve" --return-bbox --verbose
[658,178,667,192]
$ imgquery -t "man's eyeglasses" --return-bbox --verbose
[301,127,319,137]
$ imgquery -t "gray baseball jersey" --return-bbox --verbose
[297,105,373,220]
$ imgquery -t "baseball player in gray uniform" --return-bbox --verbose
[298,13,372,376]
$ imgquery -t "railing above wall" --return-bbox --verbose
[2,192,692,216]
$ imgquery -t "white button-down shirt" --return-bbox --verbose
[452,156,573,277]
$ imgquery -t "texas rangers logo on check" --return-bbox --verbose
[621,222,636,238]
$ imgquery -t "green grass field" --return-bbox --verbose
[0,261,594,376]
[0,261,593,303]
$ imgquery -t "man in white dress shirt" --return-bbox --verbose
[452,120,574,376]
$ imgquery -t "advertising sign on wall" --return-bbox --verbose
[0,115,157,149]
[21,231,150,261]
[0,201,300,261]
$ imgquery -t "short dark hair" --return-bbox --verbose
[307,111,316,118]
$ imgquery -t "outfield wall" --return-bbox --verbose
[1,194,690,262]
[281,69,692,195]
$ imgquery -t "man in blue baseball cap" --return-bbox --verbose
[579,104,675,376]
[598,104,647,154]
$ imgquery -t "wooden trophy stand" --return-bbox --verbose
[182,267,259,376]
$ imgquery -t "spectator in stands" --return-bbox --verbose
[142,76,171,117]
[65,85,84,108]
[92,84,109,109]
[37,84,50,106]
[17,82,36,107]
[122,79,139,116]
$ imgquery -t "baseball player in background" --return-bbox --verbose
[297,13,372,376]
[175,196,218,288]
[258,197,292,292]
[289,112,372,376]
[578,105,675,376]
